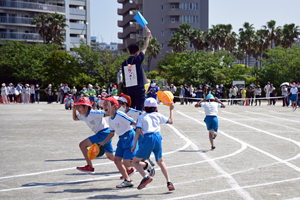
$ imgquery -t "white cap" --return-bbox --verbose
[118,96,127,103]
[144,97,157,107]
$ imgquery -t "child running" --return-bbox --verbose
[131,97,175,191]
[100,97,154,188]
[195,94,226,150]
[72,97,114,173]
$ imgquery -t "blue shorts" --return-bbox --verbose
[89,97,95,102]
[88,128,114,154]
[136,132,162,162]
[115,129,137,160]
[291,94,297,102]
[204,116,218,132]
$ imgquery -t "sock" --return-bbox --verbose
[143,162,148,170]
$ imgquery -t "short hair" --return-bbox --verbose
[82,105,91,111]
[128,44,139,55]
[144,107,156,113]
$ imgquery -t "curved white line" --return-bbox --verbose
[246,111,300,124]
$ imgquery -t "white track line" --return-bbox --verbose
[169,115,254,200]
[246,111,300,124]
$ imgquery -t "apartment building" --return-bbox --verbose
[117,0,208,61]
[0,0,90,50]
[91,36,118,51]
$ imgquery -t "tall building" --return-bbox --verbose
[0,0,90,51]
[117,0,209,67]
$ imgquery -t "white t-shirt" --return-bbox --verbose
[136,112,169,134]
[77,110,109,134]
[109,111,134,136]
[125,108,142,129]
[264,85,270,94]
[291,87,298,95]
[199,102,223,116]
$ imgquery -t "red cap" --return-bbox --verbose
[75,97,92,107]
[83,85,86,87]
[113,85,117,88]
[119,93,131,107]
[293,82,296,85]
[105,97,119,107]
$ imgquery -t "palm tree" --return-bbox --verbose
[47,12,68,45]
[251,29,269,68]
[263,20,282,49]
[178,23,192,38]
[31,14,47,43]
[140,37,161,71]
[189,29,205,52]
[168,33,188,53]
[282,23,300,48]
[205,25,221,52]
[239,22,255,70]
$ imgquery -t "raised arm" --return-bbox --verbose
[73,105,78,121]
[215,97,226,108]
[141,26,151,55]
[168,103,174,124]
[195,98,205,108]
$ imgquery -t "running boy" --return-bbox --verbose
[195,94,226,150]
[100,97,154,188]
[131,97,175,191]
[72,97,114,173]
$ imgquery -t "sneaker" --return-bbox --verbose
[120,168,136,180]
[76,165,94,173]
[116,180,134,188]
[210,129,216,139]
[146,160,155,177]
[147,159,155,167]
[167,182,175,191]
[137,176,153,190]
[211,146,216,150]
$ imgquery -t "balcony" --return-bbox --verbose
[70,22,86,30]
[117,0,127,3]
[0,16,34,26]
[136,0,143,5]
[168,21,181,29]
[117,2,136,15]
[0,32,42,41]
[118,13,135,27]
[70,8,86,16]
[168,9,182,16]
[118,25,136,39]
[0,0,65,13]
[70,37,85,44]
[168,0,181,3]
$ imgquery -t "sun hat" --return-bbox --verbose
[119,93,131,106]
[105,97,119,108]
[75,97,92,107]
[2,83,5,87]
[157,91,174,106]
[206,94,215,101]
[118,96,128,104]
[144,97,157,107]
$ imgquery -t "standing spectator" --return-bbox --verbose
[63,84,70,101]
[9,83,16,103]
[108,83,113,96]
[286,85,292,107]
[80,85,88,97]
[286,82,298,110]
[88,84,96,108]
[71,86,77,100]
[15,83,22,103]
[255,85,262,106]
[264,82,271,105]
[249,83,255,106]
[6,83,12,103]
[179,85,185,105]
[215,85,220,99]
[56,83,62,103]
[184,83,189,105]
[23,84,30,103]
[298,86,300,108]
[30,84,35,103]
[45,84,54,104]
[189,84,194,104]
[112,85,118,96]
[229,85,236,105]
[35,83,40,104]
[170,84,177,103]
[219,83,225,100]
[60,84,65,104]
[21,84,26,103]
[269,84,276,106]
[117,68,123,96]
[95,83,100,97]
[281,85,288,107]
[241,86,246,105]
[1,83,8,104]
[163,83,170,91]
[146,81,159,100]
[196,84,203,103]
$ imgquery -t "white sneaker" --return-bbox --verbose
[146,160,155,177]
[210,129,216,139]
[116,180,134,188]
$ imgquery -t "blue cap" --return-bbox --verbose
[206,94,215,100]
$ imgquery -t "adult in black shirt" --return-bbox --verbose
[196,84,203,102]
[184,83,189,105]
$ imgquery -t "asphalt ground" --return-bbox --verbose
[0,100,300,200]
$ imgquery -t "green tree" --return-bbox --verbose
[168,33,188,53]
[140,37,162,71]
[31,14,47,43]
[282,23,300,48]
[239,22,255,70]
[190,29,206,51]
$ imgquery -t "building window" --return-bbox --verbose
[161,31,164,36]
[171,31,176,35]
[196,3,198,10]
[161,18,164,23]
[171,18,175,23]
[171,5,175,10]
[161,5,164,10]
[162,43,164,49]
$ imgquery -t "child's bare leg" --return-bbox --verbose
[115,157,129,181]
[79,138,93,167]
[105,152,114,162]
[133,157,147,177]
[157,158,171,182]
[209,132,214,147]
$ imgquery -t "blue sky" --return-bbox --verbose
[90,0,300,43]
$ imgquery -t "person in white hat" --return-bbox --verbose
[23,84,30,104]
[131,97,175,191]
[1,83,8,104]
